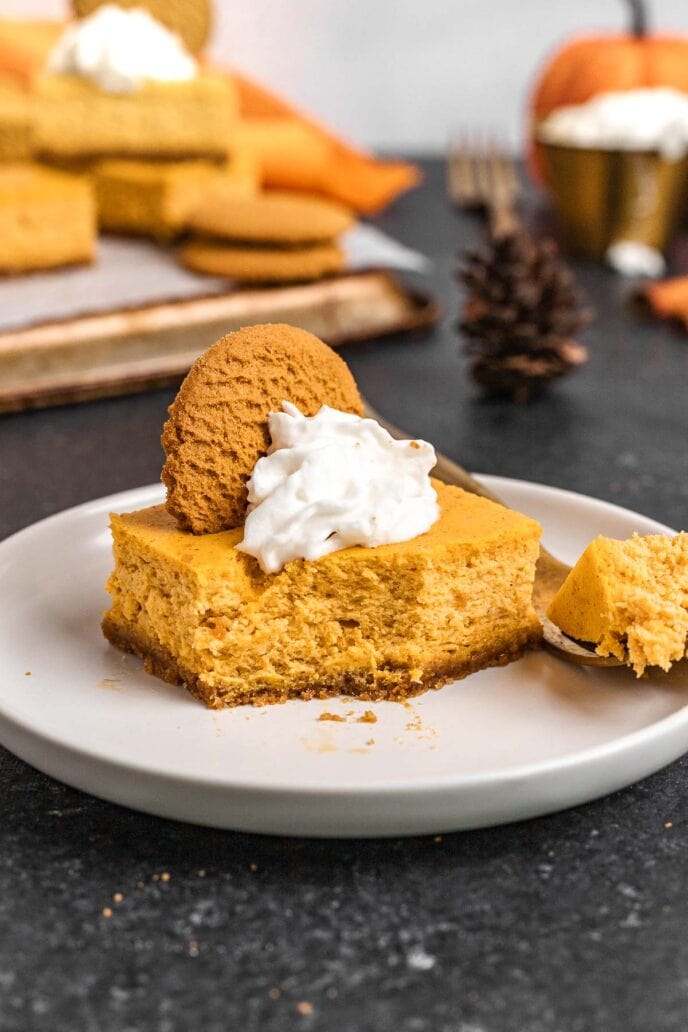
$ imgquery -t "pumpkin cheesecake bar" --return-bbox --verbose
[102,481,542,708]
[33,72,237,160]
[0,162,95,273]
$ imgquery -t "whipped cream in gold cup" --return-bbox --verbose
[538,140,688,264]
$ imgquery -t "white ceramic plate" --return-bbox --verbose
[0,477,686,838]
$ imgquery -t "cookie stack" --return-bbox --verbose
[179,190,354,283]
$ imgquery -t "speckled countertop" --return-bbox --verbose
[1,161,688,1032]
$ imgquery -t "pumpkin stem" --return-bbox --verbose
[626,0,648,37]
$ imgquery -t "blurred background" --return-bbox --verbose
[7,0,688,151]
[3,0,688,412]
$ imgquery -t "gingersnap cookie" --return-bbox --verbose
[188,191,354,245]
[161,324,363,533]
[72,0,212,54]
[179,239,345,283]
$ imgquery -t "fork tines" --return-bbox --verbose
[447,134,520,214]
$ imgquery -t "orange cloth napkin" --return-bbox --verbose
[0,19,62,89]
[0,18,420,214]
[231,72,421,214]
[635,277,688,329]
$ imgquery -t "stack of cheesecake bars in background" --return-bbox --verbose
[0,4,355,282]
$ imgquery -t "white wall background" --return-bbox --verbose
[5,0,688,152]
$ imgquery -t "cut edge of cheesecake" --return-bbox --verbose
[102,612,542,709]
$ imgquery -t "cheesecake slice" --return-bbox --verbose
[102,481,542,708]
[94,154,257,240]
[547,532,688,675]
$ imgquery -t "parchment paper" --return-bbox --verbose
[0,226,430,333]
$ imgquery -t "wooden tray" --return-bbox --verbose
[0,270,439,413]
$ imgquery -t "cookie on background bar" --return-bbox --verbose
[72,0,212,55]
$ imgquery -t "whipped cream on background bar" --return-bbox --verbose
[237,403,440,574]
[48,4,197,94]
[537,87,688,159]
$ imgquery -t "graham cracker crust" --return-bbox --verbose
[102,613,543,710]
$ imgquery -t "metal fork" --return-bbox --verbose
[447,134,520,237]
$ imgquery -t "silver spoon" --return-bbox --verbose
[363,400,621,668]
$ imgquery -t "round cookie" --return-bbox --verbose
[188,191,354,245]
[72,0,212,54]
[161,324,363,534]
[179,239,345,283]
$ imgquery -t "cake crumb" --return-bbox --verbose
[296,1002,313,1016]
[318,712,346,722]
[300,735,338,754]
[113,892,123,903]
[152,873,159,881]
[102,907,112,918]
[664,821,673,829]
[406,945,436,971]
[434,835,443,844]
[97,677,121,691]
[197,869,206,878]
[357,710,377,724]
[160,872,171,882]
[136,881,144,889]
[268,988,281,1000]
[249,863,258,872]
[366,738,375,746]
[24,671,31,677]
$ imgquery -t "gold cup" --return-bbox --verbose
[538,141,688,260]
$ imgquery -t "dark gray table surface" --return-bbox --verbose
[1,159,688,1032]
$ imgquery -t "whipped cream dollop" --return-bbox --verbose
[47,4,197,94]
[236,403,439,574]
[537,88,688,159]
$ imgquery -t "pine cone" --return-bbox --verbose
[458,230,591,402]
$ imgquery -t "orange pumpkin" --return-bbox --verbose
[530,0,688,179]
